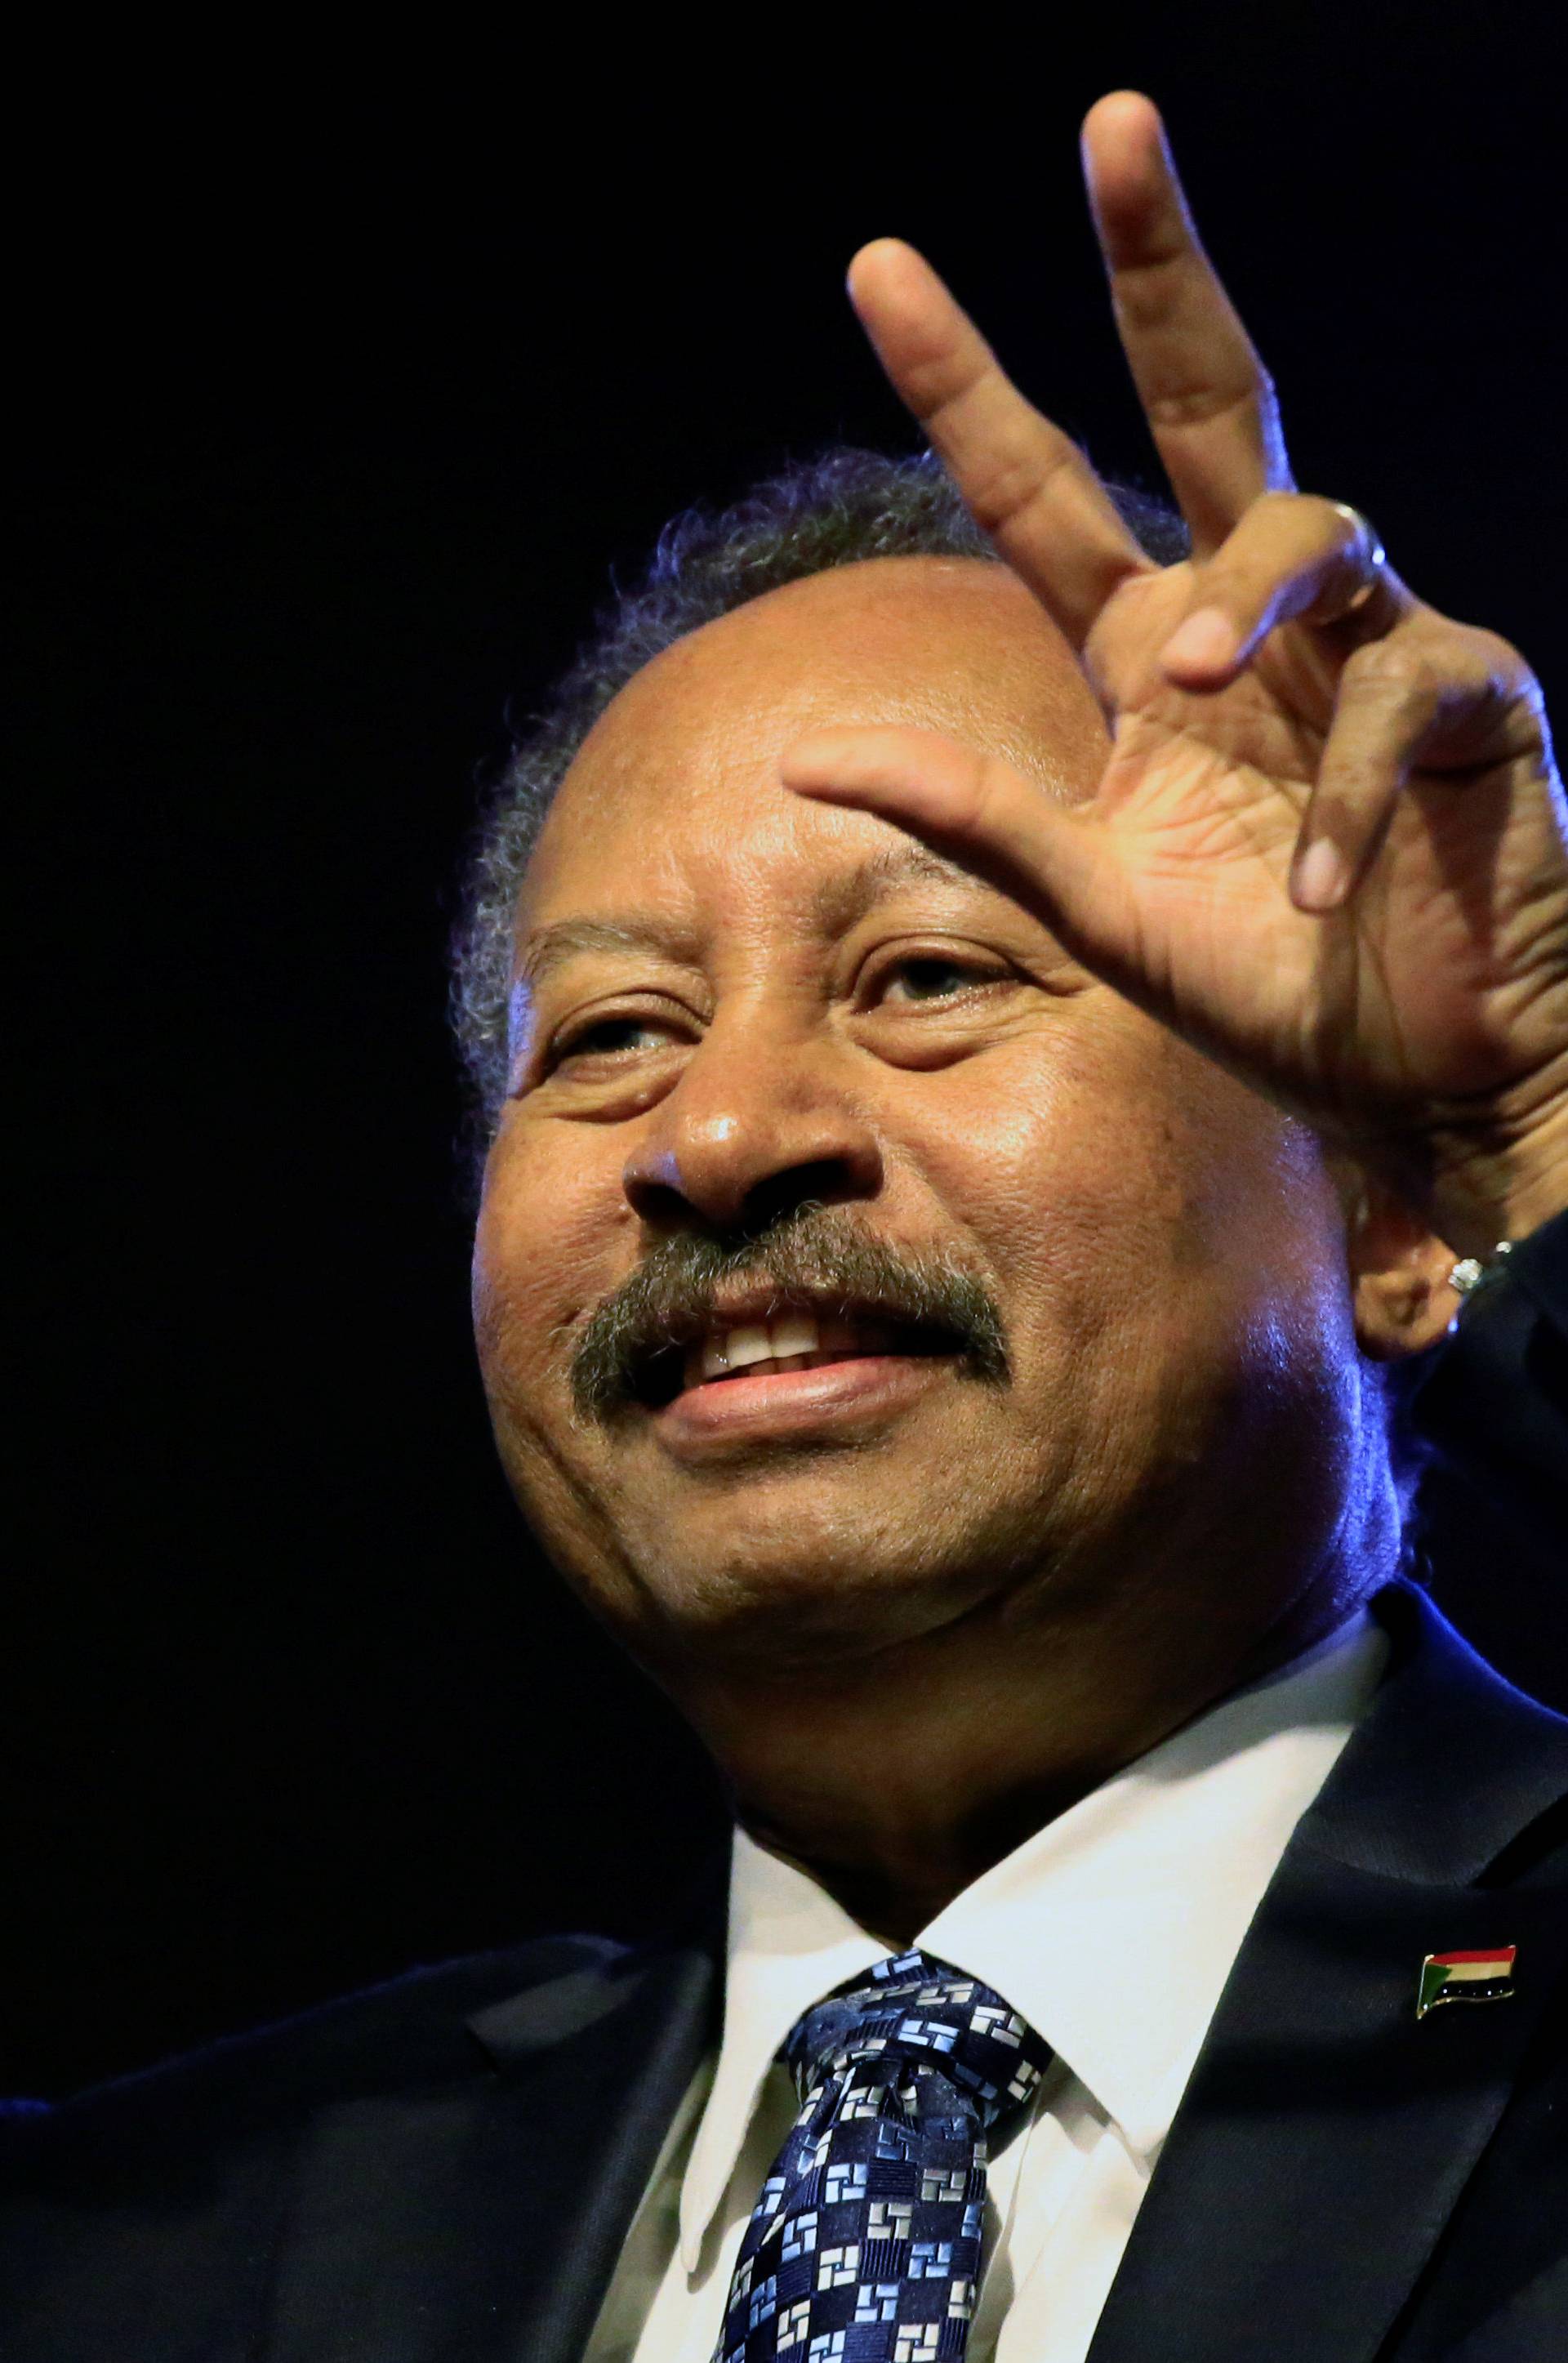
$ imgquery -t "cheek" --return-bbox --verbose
[471,1116,629,1419]
[906,1020,1178,1281]
[903,1014,1345,1388]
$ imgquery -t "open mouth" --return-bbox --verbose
[630,1304,961,1410]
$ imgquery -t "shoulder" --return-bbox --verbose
[0,1925,716,2353]
[0,1929,631,2181]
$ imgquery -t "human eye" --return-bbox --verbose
[873,949,1009,1005]
[547,1001,684,1068]
[521,997,696,1116]
[847,939,1030,1069]
[553,1012,675,1062]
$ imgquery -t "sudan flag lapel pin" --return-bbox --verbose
[1416,1946,1517,2022]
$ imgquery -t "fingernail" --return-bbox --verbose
[1293,838,1349,911]
[1160,606,1239,673]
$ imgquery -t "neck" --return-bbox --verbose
[672,1523,1391,1948]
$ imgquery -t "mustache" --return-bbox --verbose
[569,1206,1009,1423]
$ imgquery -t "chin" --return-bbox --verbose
[602,1483,1033,1674]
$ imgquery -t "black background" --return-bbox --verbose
[10,3,1566,2098]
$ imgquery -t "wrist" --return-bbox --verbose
[1424,1075,1568,1261]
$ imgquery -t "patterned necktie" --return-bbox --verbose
[712,1948,1053,2363]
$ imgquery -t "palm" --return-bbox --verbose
[1077,572,1568,1143]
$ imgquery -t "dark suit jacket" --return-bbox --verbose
[4,1215,1566,2361]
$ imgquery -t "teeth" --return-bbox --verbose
[769,1311,820,1359]
[724,1324,773,1370]
[702,1322,765,1380]
[697,1311,823,1383]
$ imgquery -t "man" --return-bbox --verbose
[4,89,1566,2361]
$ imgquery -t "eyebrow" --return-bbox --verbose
[808,841,978,932]
[518,842,984,990]
[519,916,689,992]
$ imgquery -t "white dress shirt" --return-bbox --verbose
[586,1611,1388,2363]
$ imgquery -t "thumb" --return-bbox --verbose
[779,725,1135,970]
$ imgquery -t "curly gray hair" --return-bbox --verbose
[449,444,1187,1139]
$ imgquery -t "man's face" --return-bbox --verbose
[473,558,1361,1688]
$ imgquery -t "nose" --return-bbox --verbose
[621,1013,883,1235]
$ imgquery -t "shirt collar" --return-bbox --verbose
[920,1609,1387,2156]
[679,1828,880,2268]
[680,1608,1386,2262]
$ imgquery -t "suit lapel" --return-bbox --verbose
[262,1932,718,2363]
[1088,1585,1568,2363]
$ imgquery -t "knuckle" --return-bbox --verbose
[1215,488,1336,581]
[1210,488,1294,561]
[1339,635,1435,697]
[1456,621,1533,686]
[959,438,1067,539]
[1303,791,1369,842]
[1144,376,1259,435]
[971,754,1024,836]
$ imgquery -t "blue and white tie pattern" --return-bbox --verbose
[712,1950,1052,2363]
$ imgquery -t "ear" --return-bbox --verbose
[1345,1176,1461,1361]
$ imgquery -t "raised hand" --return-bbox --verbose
[782,92,1568,1258]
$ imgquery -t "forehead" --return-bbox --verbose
[519,555,1107,933]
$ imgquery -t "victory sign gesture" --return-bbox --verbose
[783,92,1568,1263]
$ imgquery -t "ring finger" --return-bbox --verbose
[1154,491,1414,689]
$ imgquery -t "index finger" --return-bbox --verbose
[1083,91,1292,555]
[847,236,1152,649]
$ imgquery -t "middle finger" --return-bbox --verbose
[1083,91,1292,556]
